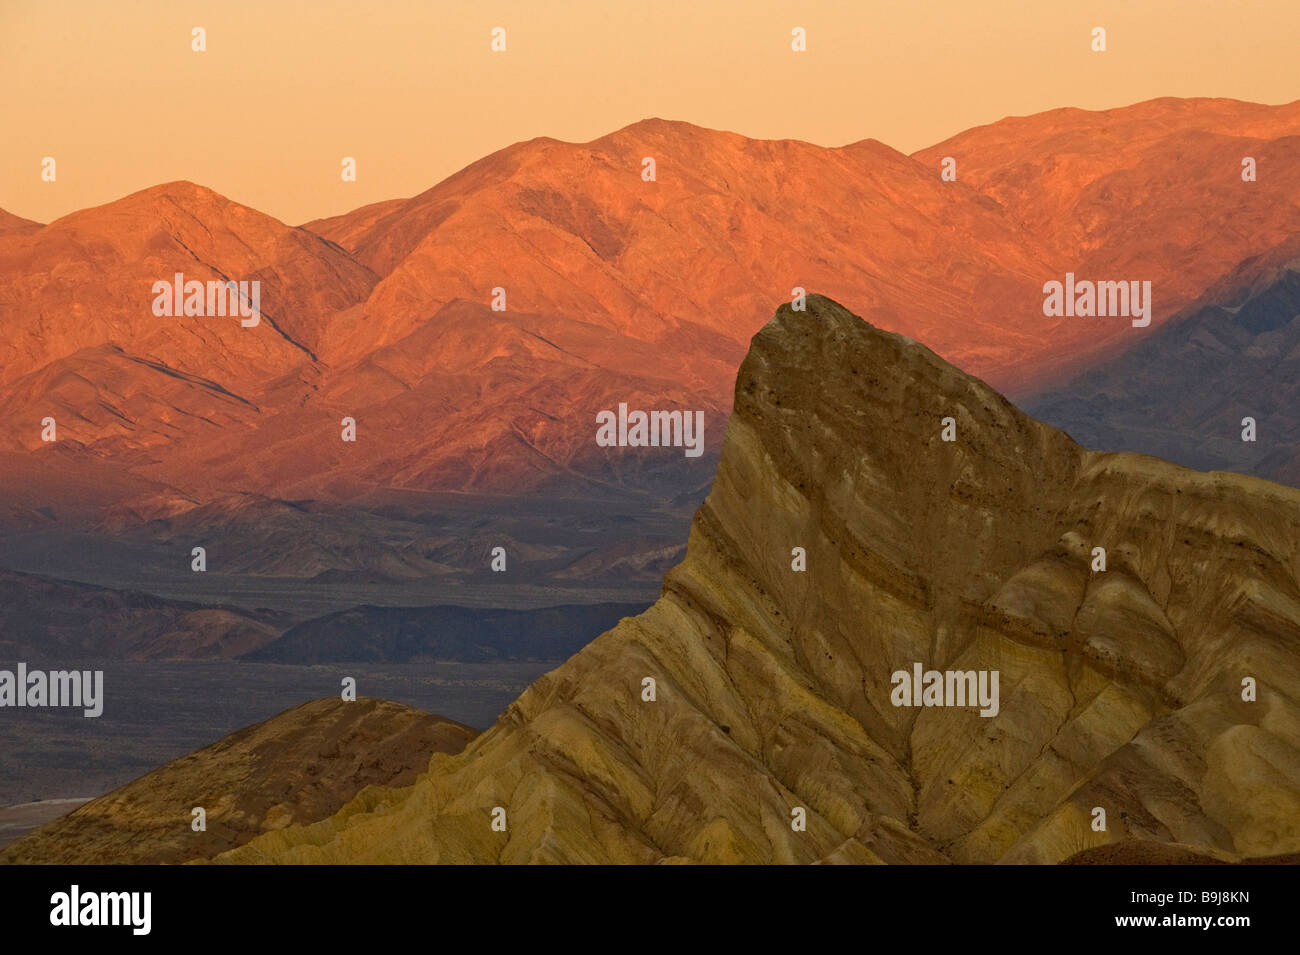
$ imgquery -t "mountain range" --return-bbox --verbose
[3,97,1300,534]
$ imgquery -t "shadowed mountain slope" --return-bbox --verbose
[0,566,288,660]
[245,601,650,664]
[1063,840,1300,865]
[1027,233,1300,487]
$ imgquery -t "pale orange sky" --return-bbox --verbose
[2,0,1297,226]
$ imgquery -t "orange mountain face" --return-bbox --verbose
[3,98,1300,516]
[915,96,1300,386]
[0,208,41,238]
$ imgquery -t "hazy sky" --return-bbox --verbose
[3,0,1297,225]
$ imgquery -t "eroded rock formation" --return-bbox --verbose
[214,296,1300,864]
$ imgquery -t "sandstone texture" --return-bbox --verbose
[214,296,1300,864]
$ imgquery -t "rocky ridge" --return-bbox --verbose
[211,295,1300,864]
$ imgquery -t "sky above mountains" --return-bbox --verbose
[4,0,1300,224]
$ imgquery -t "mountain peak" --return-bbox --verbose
[607,116,712,135]
[68,180,261,223]
[7,96,1300,511]
[214,294,1300,865]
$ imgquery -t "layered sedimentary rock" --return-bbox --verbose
[0,698,475,864]
[207,296,1294,863]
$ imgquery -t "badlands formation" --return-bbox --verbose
[207,296,1300,864]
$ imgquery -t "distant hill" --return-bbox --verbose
[244,600,651,663]
[0,697,475,864]
[0,566,288,660]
